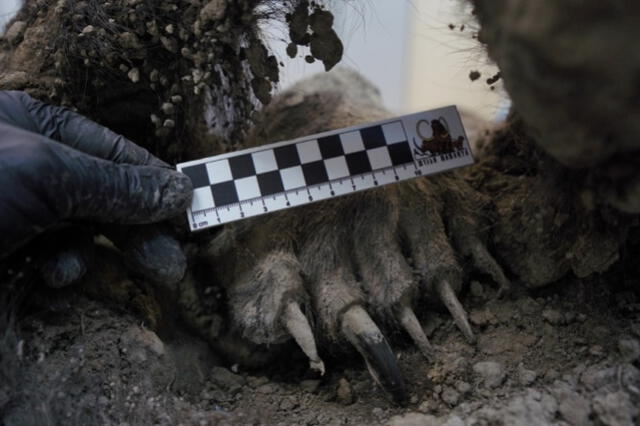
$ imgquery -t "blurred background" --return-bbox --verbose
[1,0,508,121]
[266,0,508,121]
[0,0,19,32]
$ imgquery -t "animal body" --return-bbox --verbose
[1,0,635,409]
[189,69,510,404]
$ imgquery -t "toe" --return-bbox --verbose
[399,185,475,343]
[299,219,408,404]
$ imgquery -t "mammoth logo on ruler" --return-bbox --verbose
[177,106,474,231]
[413,117,467,159]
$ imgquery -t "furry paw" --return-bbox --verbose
[194,70,509,404]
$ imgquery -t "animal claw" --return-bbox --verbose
[282,300,325,375]
[436,279,476,344]
[397,305,435,361]
[341,305,408,406]
[469,242,511,298]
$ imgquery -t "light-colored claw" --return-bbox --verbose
[436,280,476,344]
[397,306,435,361]
[470,242,511,298]
[282,301,325,375]
[341,305,408,406]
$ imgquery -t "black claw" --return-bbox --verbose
[355,332,408,406]
[341,306,408,406]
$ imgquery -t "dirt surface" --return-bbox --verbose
[3,262,640,425]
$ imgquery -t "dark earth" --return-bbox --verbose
[1,1,639,425]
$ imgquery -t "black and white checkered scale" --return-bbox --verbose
[177,106,474,231]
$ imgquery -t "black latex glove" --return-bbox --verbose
[0,90,192,286]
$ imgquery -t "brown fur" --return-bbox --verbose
[204,69,505,350]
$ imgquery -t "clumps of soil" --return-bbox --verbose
[3,268,639,425]
[468,70,481,81]
[0,0,343,161]
[467,116,635,288]
[284,1,343,70]
[485,71,501,85]
[0,298,256,425]
[468,70,500,89]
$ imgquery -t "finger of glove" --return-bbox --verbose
[53,111,170,168]
[103,224,187,288]
[53,141,193,224]
[39,228,94,288]
[4,91,169,168]
[0,131,191,258]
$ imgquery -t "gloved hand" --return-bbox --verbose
[0,90,193,287]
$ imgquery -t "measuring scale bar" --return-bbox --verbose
[177,106,474,231]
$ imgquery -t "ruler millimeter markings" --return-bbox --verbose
[177,105,474,231]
